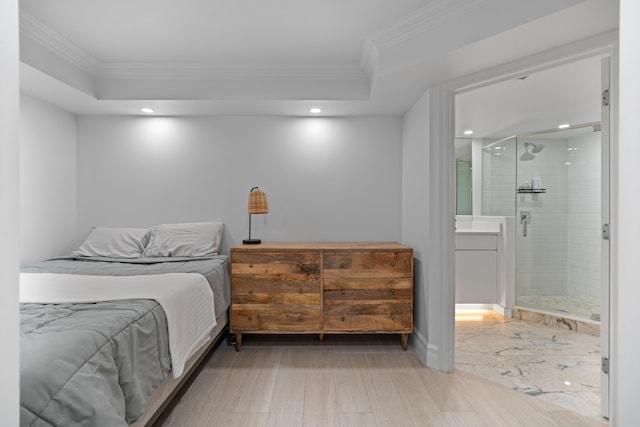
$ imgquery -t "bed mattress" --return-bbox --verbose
[21,255,230,317]
[19,256,229,427]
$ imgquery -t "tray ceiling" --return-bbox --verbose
[19,0,617,124]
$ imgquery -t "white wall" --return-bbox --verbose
[20,94,77,265]
[76,116,403,253]
[0,0,20,423]
[615,0,640,424]
[402,91,430,361]
[402,86,455,371]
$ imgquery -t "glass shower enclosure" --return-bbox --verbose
[482,125,602,322]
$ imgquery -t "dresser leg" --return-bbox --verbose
[400,333,408,351]
[234,333,242,351]
[319,333,324,341]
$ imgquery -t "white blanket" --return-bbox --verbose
[19,272,216,378]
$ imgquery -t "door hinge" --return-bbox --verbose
[602,89,610,107]
[602,357,609,374]
[602,223,610,240]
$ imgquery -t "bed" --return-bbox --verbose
[19,222,230,427]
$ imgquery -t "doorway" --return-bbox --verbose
[452,54,611,419]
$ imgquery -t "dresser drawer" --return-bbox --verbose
[323,301,412,316]
[232,251,320,280]
[324,277,412,291]
[323,287,412,305]
[323,251,412,279]
[323,313,412,332]
[231,307,321,331]
[232,276,320,304]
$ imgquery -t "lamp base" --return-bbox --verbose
[242,239,262,245]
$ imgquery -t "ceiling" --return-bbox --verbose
[455,55,603,139]
[19,0,618,118]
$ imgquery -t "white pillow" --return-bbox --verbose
[143,222,224,258]
[72,227,150,258]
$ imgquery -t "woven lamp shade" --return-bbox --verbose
[248,187,268,214]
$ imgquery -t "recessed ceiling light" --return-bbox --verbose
[141,107,155,114]
[464,130,473,135]
[309,107,322,114]
[558,123,570,129]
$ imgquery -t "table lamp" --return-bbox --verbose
[243,186,268,244]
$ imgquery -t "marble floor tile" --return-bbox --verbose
[455,311,604,421]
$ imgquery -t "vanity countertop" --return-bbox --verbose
[455,229,500,235]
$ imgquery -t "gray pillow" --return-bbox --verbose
[143,222,224,258]
[72,227,150,258]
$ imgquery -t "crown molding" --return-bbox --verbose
[361,38,379,91]
[19,9,100,74]
[369,0,491,50]
[98,62,367,81]
[19,8,368,89]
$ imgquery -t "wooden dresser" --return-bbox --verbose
[230,242,413,350]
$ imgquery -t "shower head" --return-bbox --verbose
[531,143,545,153]
[524,141,545,153]
[520,142,544,161]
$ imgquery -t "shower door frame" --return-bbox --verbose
[600,55,611,420]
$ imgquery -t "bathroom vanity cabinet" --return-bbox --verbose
[455,233,498,304]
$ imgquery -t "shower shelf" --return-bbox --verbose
[516,188,547,194]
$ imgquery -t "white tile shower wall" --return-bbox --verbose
[515,139,569,300]
[566,131,601,306]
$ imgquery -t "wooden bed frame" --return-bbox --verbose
[131,311,229,427]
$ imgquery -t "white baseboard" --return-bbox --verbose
[413,328,440,370]
[413,328,429,365]
[455,303,511,317]
[427,343,440,369]
[500,305,512,317]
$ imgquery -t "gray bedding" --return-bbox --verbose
[20,256,230,427]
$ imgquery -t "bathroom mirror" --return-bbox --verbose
[455,138,472,215]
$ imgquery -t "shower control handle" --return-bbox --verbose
[520,211,531,237]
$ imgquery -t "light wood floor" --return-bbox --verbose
[154,334,606,427]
